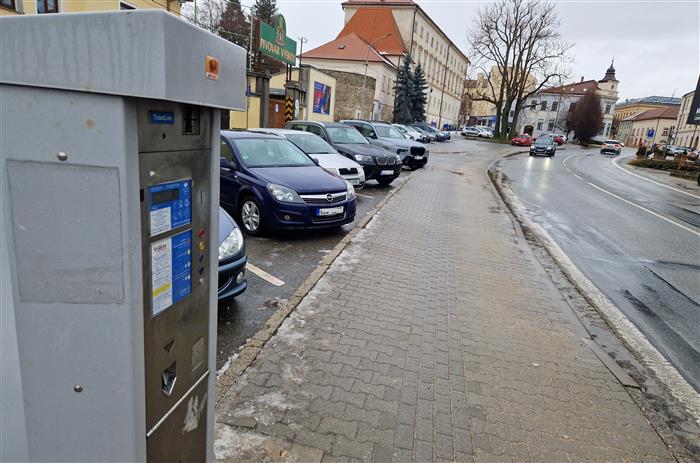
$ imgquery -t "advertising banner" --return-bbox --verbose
[687,75,700,125]
[313,82,331,115]
[258,15,297,66]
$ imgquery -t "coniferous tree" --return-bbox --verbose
[252,0,278,25]
[411,63,428,122]
[393,55,415,124]
[216,0,250,48]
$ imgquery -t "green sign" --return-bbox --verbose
[258,15,297,66]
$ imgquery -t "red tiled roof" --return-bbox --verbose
[300,32,396,67]
[623,106,679,122]
[543,80,599,95]
[341,0,415,6]
[337,8,407,56]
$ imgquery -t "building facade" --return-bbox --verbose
[614,96,681,121]
[674,91,699,149]
[617,106,679,147]
[301,0,468,127]
[515,63,619,139]
[0,0,183,15]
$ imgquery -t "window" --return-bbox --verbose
[1,0,15,11]
[120,1,135,9]
[540,101,547,110]
[220,139,235,162]
[662,127,669,136]
[551,101,558,112]
[220,111,230,130]
[306,125,327,141]
[36,0,58,13]
[569,102,577,112]
[548,121,555,131]
[604,104,612,114]
[536,120,544,130]
[530,100,536,110]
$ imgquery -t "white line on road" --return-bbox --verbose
[356,193,374,199]
[612,156,700,199]
[246,263,285,286]
[563,153,700,237]
[585,181,700,237]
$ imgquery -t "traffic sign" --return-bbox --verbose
[647,129,654,138]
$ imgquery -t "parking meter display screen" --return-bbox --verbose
[151,229,192,317]
[149,180,192,236]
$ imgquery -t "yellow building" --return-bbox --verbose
[227,65,338,130]
[617,106,679,147]
[1,0,183,15]
[674,90,699,149]
[614,96,681,124]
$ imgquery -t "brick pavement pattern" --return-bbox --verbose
[215,150,673,462]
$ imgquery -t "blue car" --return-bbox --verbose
[220,131,357,236]
[217,207,247,301]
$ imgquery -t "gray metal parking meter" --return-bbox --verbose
[0,11,245,462]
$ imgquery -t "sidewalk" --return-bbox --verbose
[214,150,673,462]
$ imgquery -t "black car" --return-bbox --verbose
[340,119,429,170]
[218,207,247,300]
[284,121,402,186]
[530,136,556,157]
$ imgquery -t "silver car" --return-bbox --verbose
[248,128,366,187]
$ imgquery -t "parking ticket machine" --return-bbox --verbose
[0,11,245,462]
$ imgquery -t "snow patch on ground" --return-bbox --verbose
[231,391,299,426]
[216,353,239,379]
[214,425,267,460]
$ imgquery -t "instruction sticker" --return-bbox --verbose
[148,180,192,236]
[151,230,192,317]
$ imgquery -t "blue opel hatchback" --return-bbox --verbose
[220,131,357,236]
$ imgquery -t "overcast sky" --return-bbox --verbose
[249,0,699,101]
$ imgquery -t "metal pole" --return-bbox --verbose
[360,33,391,120]
[437,44,451,129]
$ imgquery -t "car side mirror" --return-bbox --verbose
[311,157,320,165]
[220,157,235,171]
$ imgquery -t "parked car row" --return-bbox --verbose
[216,119,453,301]
[461,126,494,138]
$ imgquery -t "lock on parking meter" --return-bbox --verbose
[0,11,245,462]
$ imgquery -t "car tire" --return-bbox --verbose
[377,177,394,186]
[239,196,264,236]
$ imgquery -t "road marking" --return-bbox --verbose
[612,156,700,199]
[563,153,700,236]
[356,193,374,199]
[585,181,700,236]
[246,263,285,286]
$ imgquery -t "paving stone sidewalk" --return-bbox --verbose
[214,151,673,462]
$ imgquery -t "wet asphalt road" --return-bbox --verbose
[216,171,412,370]
[501,146,700,392]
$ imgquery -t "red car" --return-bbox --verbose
[534,133,565,145]
[511,134,532,146]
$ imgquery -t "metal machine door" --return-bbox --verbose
[137,101,212,462]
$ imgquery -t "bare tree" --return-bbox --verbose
[468,0,572,138]
[182,0,251,52]
[181,0,225,34]
[570,91,602,144]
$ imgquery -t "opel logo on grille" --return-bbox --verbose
[326,193,333,202]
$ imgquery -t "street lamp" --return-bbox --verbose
[360,33,391,120]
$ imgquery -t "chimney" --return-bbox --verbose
[580,76,584,82]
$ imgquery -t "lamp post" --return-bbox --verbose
[360,33,391,120]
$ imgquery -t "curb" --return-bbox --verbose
[487,159,700,427]
[215,170,419,406]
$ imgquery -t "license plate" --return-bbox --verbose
[414,156,423,160]
[350,179,361,186]
[380,170,394,175]
[317,206,343,216]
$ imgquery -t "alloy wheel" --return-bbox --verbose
[241,200,260,233]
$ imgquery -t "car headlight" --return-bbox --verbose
[218,227,244,260]
[345,180,356,200]
[397,148,408,155]
[354,154,373,163]
[267,183,303,203]
[395,154,401,162]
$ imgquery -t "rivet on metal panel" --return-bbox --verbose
[57,151,68,161]
[73,384,83,392]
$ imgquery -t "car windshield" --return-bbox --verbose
[534,138,554,146]
[605,140,620,144]
[327,127,369,144]
[286,133,337,155]
[376,126,405,139]
[516,134,529,138]
[233,138,315,168]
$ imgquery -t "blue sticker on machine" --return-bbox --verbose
[149,111,175,124]
[151,229,192,317]
[148,180,192,236]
